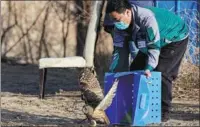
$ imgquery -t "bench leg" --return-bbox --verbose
[39,68,47,99]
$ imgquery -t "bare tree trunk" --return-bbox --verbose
[75,0,84,56]
[83,1,105,67]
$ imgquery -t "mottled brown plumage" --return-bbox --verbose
[79,67,118,125]
[78,67,104,107]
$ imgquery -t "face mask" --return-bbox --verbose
[114,21,129,30]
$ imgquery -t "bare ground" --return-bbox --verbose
[1,63,199,126]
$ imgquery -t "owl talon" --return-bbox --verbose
[89,119,97,127]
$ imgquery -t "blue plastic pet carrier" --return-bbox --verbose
[104,71,161,126]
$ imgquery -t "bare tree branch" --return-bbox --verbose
[2,1,51,57]
[38,4,50,59]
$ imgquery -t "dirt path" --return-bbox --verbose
[1,63,199,126]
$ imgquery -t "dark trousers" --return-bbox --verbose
[130,38,188,112]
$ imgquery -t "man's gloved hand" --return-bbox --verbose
[144,69,151,78]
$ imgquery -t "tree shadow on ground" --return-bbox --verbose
[1,62,82,96]
[170,102,200,121]
[1,109,85,126]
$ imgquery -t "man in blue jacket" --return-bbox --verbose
[105,0,189,122]
[104,0,155,72]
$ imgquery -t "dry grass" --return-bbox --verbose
[174,60,199,88]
